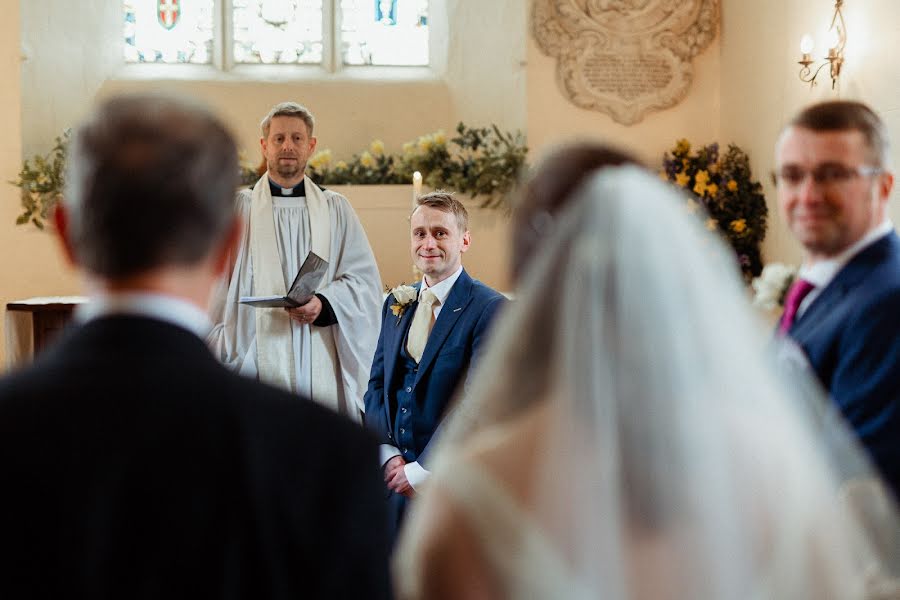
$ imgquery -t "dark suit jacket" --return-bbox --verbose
[784,231,900,498]
[364,269,505,469]
[0,315,390,600]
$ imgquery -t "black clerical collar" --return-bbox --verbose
[268,177,306,197]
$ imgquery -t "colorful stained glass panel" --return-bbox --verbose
[341,0,428,66]
[123,0,214,64]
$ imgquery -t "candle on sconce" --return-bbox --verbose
[412,171,423,208]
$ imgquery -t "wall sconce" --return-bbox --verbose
[798,0,846,88]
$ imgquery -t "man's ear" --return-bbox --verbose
[878,170,894,203]
[460,230,471,253]
[211,216,243,279]
[53,203,79,267]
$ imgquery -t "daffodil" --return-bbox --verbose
[417,135,434,152]
[693,181,708,197]
[675,171,691,187]
[402,141,415,156]
[335,160,348,170]
[359,151,376,169]
[705,183,719,197]
[308,149,332,170]
[727,179,738,192]
[433,130,447,145]
[730,219,747,234]
[694,170,710,185]
[369,139,385,155]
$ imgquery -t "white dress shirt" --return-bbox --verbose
[76,292,212,338]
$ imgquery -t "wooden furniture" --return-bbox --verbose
[5,297,87,368]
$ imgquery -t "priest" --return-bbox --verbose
[209,101,382,421]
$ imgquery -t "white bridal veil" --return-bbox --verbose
[398,166,900,599]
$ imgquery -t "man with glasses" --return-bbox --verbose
[774,100,900,499]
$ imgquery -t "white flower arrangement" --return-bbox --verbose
[389,284,418,322]
[751,263,797,310]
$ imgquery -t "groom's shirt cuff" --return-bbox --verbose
[404,461,430,490]
[379,444,401,467]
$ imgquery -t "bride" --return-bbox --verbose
[393,165,900,599]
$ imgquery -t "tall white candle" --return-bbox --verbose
[412,171,423,208]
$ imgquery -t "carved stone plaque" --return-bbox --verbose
[532,0,719,125]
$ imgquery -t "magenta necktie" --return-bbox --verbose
[779,278,816,334]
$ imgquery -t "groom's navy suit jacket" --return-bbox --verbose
[364,269,504,535]
[783,231,900,499]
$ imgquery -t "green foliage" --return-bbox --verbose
[10,130,70,230]
[661,140,768,281]
[307,123,528,208]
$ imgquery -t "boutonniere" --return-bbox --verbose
[388,284,418,323]
[751,263,797,310]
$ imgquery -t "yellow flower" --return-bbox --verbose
[705,183,719,197]
[693,181,707,196]
[694,170,710,185]
[433,130,447,145]
[706,218,718,231]
[359,151,376,168]
[730,219,747,233]
[308,149,332,170]
[727,179,738,192]
[675,138,691,155]
[708,162,719,174]
[417,135,434,152]
[390,304,403,317]
[335,160,348,170]
[402,141,415,156]
[675,171,691,187]
[369,139,385,155]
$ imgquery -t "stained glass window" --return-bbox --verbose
[123,1,429,69]
[124,0,215,64]
[341,0,428,66]
[233,0,324,64]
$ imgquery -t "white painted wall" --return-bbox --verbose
[720,0,900,265]
[21,0,527,161]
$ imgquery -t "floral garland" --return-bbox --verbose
[306,122,528,209]
[661,140,768,281]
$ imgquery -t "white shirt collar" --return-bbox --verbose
[798,220,894,289]
[75,292,211,338]
[421,266,463,305]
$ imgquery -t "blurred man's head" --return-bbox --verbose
[775,100,894,262]
[59,93,240,283]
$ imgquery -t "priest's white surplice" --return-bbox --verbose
[208,175,382,421]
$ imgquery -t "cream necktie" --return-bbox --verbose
[406,289,439,364]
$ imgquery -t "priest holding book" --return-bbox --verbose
[209,101,383,421]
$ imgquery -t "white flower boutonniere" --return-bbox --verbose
[751,263,797,310]
[389,284,418,323]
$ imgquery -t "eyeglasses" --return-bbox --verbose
[772,163,882,188]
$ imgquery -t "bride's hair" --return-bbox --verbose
[511,141,641,282]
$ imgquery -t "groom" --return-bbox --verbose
[364,191,505,543]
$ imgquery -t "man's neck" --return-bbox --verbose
[85,265,217,313]
[268,173,305,189]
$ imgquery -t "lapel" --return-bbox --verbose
[383,282,421,396]
[414,270,474,386]
[790,232,896,343]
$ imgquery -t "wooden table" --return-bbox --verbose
[5,297,87,368]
